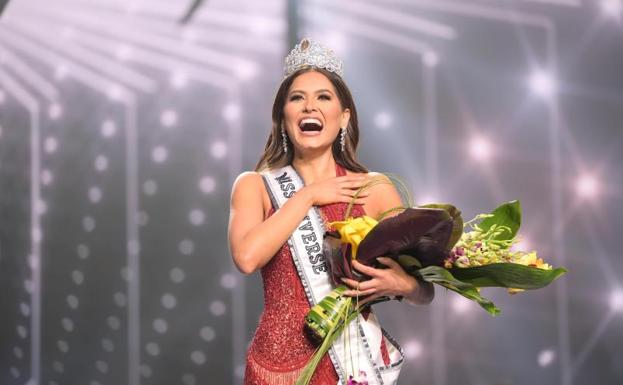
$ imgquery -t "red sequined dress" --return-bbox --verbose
[244,163,366,385]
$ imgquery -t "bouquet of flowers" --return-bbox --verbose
[296,175,567,385]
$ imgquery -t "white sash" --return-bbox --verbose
[261,165,404,385]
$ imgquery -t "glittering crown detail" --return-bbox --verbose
[283,38,344,78]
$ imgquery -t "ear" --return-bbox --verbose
[340,108,351,129]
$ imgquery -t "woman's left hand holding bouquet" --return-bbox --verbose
[341,258,433,307]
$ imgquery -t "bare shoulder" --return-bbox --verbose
[231,171,271,218]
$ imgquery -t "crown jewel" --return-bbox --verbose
[283,38,344,78]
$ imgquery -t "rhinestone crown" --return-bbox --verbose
[283,38,344,78]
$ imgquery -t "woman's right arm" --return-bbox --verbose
[228,172,368,275]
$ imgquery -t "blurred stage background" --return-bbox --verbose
[1,0,622,384]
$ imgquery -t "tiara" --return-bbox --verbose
[283,38,344,78]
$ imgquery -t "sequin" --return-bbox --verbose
[245,164,366,385]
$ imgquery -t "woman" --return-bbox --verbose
[228,38,434,385]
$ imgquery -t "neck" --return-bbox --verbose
[291,151,337,185]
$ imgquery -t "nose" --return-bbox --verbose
[303,97,316,112]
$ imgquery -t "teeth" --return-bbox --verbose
[299,118,322,128]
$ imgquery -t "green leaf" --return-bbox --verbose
[449,263,568,289]
[416,266,501,316]
[478,200,521,241]
[419,203,464,249]
[397,254,422,269]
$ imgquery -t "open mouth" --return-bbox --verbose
[299,118,323,132]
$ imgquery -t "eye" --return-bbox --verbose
[289,94,303,101]
[319,94,331,100]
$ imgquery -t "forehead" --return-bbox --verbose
[288,70,336,92]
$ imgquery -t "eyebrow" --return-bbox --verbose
[288,89,334,95]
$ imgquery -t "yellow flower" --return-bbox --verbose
[515,252,552,270]
[329,216,378,259]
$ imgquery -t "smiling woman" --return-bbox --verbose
[228,38,433,385]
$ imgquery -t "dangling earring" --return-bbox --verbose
[281,126,288,153]
[340,127,346,152]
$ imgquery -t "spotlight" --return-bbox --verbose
[423,51,439,68]
[222,103,241,122]
[160,109,178,128]
[48,103,63,120]
[529,70,556,98]
[210,141,228,159]
[115,45,133,61]
[538,349,556,367]
[107,84,123,101]
[610,288,623,313]
[575,174,599,199]
[511,236,531,252]
[601,0,622,18]
[374,111,393,130]
[469,135,492,161]
[54,63,68,81]
[170,70,189,89]
[234,61,258,80]
[403,339,423,359]
[416,194,440,206]
[451,295,471,314]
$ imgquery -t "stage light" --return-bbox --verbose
[54,63,68,81]
[601,0,622,18]
[178,239,195,255]
[171,70,189,89]
[143,180,157,195]
[403,339,423,359]
[189,209,205,226]
[538,349,556,367]
[106,84,123,101]
[44,136,58,154]
[469,135,492,161]
[451,295,472,314]
[210,140,228,159]
[170,267,186,283]
[423,51,439,68]
[416,194,440,206]
[101,119,117,137]
[234,61,258,80]
[95,155,108,172]
[41,169,53,185]
[88,186,102,203]
[48,103,63,120]
[153,318,168,334]
[374,111,393,130]
[220,273,237,289]
[529,70,556,98]
[190,350,207,365]
[161,293,177,309]
[222,103,241,122]
[151,145,169,163]
[575,174,599,199]
[511,236,531,252]
[209,300,226,316]
[115,44,133,61]
[198,176,215,194]
[610,288,623,312]
[200,326,215,342]
[160,109,178,128]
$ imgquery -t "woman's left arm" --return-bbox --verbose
[341,173,435,306]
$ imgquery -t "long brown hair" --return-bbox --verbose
[255,67,369,173]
